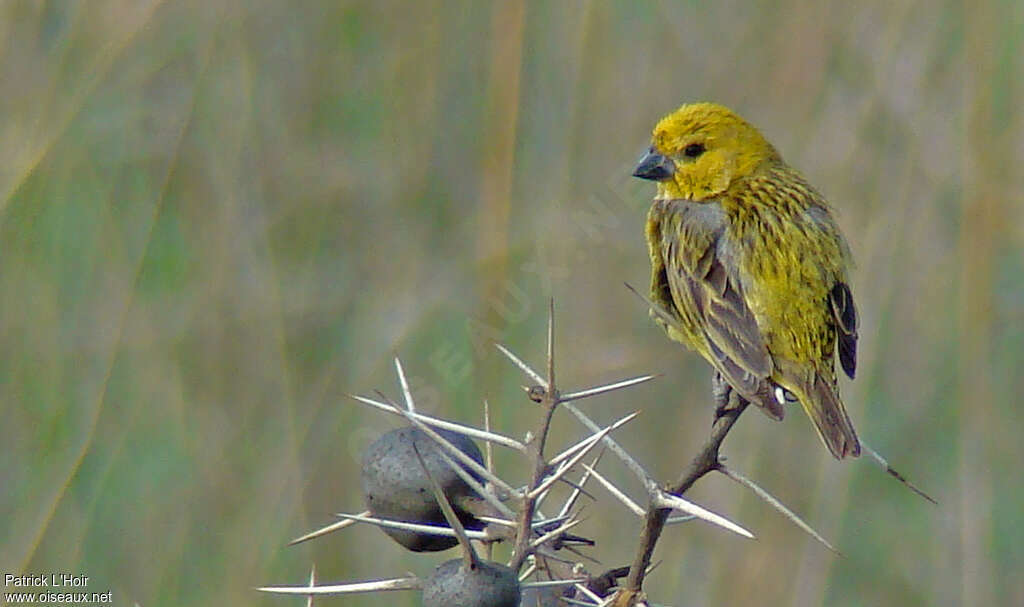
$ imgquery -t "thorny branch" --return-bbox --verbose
[615,399,750,606]
[509,300,561,571]
[266,299,931,606]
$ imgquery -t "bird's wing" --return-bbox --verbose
[829,281,858,379]
[654,201,782,419]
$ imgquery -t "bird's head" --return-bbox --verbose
[633,102,781,201]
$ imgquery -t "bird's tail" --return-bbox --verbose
[797,373,861,459]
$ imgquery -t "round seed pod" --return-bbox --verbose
[422,558,521,607]
[361,426,484,551]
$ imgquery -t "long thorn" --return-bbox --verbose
[718,463,839,554]
[665,515,698,525]
[412,444,478,568]
[257,577,421,595]
[625,282,682,331]
[572,583,604,605]
[394,357,415,413]
[532,414,638,500]
[348,393,527,451]
[558,451,604,519]
[517,561,537,583]
[287,510,370,546]
[361,395,519,496]
[546,298,555,390]
[495,343,548,388]
[483,400,494,474]
[549,411,640,467]
[529,518,584,550]
[305,565,316,607]
[582,464,645,516]
[862,442,938,505]
[561,401,652,485]
[334,512,487,541]
[653,491,755,539]
[436,449,516,519]
[520,579,587,589]
[559,374,659,403]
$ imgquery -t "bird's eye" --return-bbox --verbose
[683,143,705,158]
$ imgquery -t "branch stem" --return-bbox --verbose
[510,300,559,571]
[616,400,749,604]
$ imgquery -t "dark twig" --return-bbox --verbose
[615,400,749,605]
[509,300,560,571]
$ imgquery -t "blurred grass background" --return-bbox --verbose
[1,1,1022,605]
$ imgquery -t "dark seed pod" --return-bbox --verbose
[361,426,485,551]
[422,558,521,607]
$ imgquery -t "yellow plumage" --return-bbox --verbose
[635,102,860,459]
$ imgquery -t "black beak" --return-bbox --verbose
[632,146,674,181]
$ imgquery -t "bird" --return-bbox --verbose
[633,102,861,459]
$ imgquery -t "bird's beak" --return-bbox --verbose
[632,146,675,181]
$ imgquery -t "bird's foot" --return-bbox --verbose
[712,373,740,424]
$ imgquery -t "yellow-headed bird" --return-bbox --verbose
[633,102,860,459]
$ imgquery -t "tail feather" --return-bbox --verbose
[797,373,860,459]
